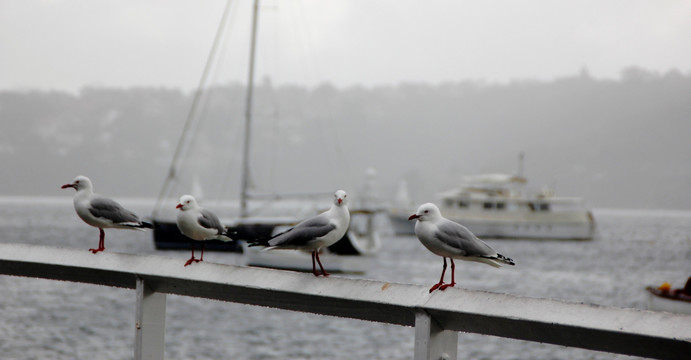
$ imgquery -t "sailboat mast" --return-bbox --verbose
[152,0,234,218]
[240,0,260,218]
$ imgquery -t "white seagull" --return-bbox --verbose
[176,194,234,266]
[61,175,153,253]
[248,190,351,276]
[408,203,515,292]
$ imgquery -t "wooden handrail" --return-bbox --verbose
[1,243,689,360]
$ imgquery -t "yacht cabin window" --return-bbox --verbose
[444,198,470,208]
[528,202,551,211]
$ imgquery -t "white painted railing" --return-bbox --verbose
[1,243,689,360]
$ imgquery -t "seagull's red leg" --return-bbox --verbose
[198,242,205,263]
[184,242,197,266]
[315,250,330,277]
[90,229,105,254]
[440,259,456,290]
[429,257,448,292]
[311,251,320,276]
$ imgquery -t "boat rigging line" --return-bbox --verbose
[153,0,235,217]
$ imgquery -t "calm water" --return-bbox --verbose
[1,198,690,359]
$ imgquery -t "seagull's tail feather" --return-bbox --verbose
[473,257,502,268]
[121,221,154,230]
[247,238,270,247]
[217,228,238,242]
[247,226,294,247]
[496,253,515,266]
[478,254,516,267]
[212,234,235,243]
[483,254,516,266]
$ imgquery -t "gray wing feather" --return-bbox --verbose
[198,209,225,234]
[269,215,335,247]
[89,196,140,224]
[435,219,496,257]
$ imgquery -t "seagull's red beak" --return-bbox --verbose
[61,183,75,190]
[338,198,343,204]
[408,214,419,221]
[176,203,183,209]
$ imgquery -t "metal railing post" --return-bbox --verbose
[414,310,458,360]
[135,277,166,360]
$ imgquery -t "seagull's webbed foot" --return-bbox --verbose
[90,231,105,254]
[89,247,104,254]
[184,257,201,266]
[429,282,445,293]
[439,282,456,291]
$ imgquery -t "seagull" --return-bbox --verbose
[176,194,234,266]
[247,190,351,276]
[408,203,515,292]
[61,175,153,253]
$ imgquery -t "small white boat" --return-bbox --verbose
[646,278,691,315]
[388,156,595,240]
[242,215,380,274]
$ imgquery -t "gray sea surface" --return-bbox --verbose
[1,197,690,359]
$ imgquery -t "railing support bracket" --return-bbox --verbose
[415,310,458,360]
[135,277,166,360]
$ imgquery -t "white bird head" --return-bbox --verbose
[333,190,348,206]
[176,195,199,211]
[408,203,441,222]
[61,175,92,192]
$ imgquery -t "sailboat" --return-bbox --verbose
[150,0,381,272]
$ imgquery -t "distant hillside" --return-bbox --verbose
[1,68,690,210]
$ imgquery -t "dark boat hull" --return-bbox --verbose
[152,220,361,255]
[152,221,245,252]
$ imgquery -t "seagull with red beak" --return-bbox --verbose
[61,175,153,253]
[175,194,234,266]
[409,203,515,292]
[248,190,350,276]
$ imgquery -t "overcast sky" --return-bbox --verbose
[1,0,690,92]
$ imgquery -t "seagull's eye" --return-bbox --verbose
[424,210,429,213]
